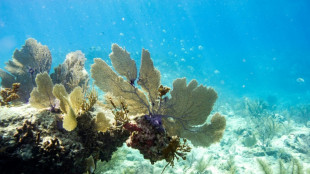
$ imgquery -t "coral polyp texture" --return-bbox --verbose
[0,38,52,102]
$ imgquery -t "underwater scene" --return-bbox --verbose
[0,0,310,174]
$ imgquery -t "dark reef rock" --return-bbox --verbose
[0,105,130,174]
[126,115,171,164]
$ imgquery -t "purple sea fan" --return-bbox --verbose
[144,115,165,133]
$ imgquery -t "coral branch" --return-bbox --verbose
[0,83,20,106]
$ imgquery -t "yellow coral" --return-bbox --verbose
[53,84,84,131]
[0,83,20,106]
[62,102,77,131]
[81,86,98,113]
[52,84,69,113]
[95,112,111,132]
[29,72,55,109]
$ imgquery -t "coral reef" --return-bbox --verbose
[81,86,98,113]
[194,155,213,173]
[162,79,226,147]
[52,85,83,131]
[50,50,89,93]
[257,158,306,174]
[29,71,98,131]
[0,41,226,173]
[0,104,129,174]
[242,134,257,147]
[125,115,172,164]
[95,112,112,132]
[0,38,52,102]
[244,98,283,148]
[0,83,20,106]
[289,104,310,126]
[245,98,269,118]
[109,44,137,85]
[91,44,226,148]
[284,131,310,154]
[91,43,226,166]
[29,72,56,110]
[91,57,149,115]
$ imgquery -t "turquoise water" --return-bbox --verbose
[1,0,309,103]
[0,1,310,173]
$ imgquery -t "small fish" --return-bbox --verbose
[214,69,220,74]
[28,66,35,76]
[296,77,305,83]
[27,66,37,86]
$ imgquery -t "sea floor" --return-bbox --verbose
[95,103,310,174]
[0,104,309,174]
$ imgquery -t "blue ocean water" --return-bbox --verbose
[1,1,310,173]
[1,0,310,105]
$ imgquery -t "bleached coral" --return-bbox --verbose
[91,44,226,147]
[0,38,52,101]
[50,50,89,93]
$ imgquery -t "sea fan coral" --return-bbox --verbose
[50,50,89,93]
[52,84,83,131]
[0,38,52,102]
[91,43,226,148]
[29,72,56,109]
